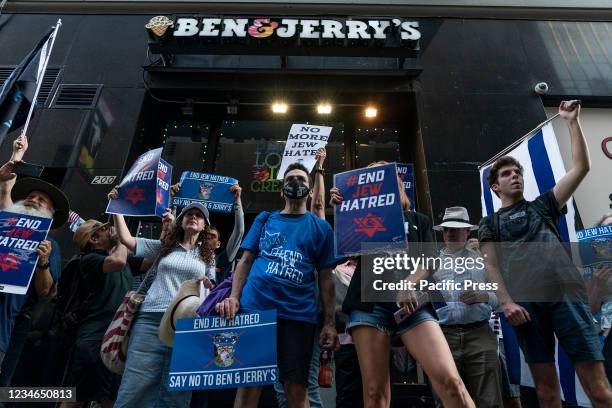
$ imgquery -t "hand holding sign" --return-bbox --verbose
[36,239,52,264]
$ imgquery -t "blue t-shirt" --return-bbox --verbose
[240,211,336,324]
[0,238,62,352]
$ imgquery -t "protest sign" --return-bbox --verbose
[334,163,407,257]
[577,225,611,268]
[276,124,332,180]
[168,310,277,391]
[173,171,237,213]
[395,163,415,209]
[0,212,52,295]
[106,148,172,217]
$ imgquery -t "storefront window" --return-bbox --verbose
[215,120,345,213]
[161,120,210,182]
[355,126,401,168]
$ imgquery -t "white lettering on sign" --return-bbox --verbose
[171,17,421,43]
[91,176,117,185]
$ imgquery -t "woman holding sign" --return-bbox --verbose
[109,188,217,408]
[330,161,475,408]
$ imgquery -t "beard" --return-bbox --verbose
[9,200,54,219]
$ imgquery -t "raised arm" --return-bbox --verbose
[311,148,326,220]
[552,100,590,209]
[225,184,245,261]
[103,243,129,273]
[109,187,137,252]
[0,136,29,210]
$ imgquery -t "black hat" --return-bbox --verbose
[11,178,70,229]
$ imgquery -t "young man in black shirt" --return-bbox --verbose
[479,100,612,407]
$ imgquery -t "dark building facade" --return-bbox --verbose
[1,4,612,256]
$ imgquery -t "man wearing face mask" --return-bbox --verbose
[216,162,338,408]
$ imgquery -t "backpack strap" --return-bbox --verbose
[526,201,562,242]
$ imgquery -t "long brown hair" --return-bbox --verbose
[159,220,216,264]
[366,160,411,212]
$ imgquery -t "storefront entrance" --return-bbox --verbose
[132,86,424,242]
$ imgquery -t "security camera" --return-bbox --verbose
[534,82,549,95]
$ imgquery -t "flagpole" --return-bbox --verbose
[19,19,62,139]
[478,113,560,170]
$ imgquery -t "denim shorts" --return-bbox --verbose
[347,303,438,337]
[515,301,604,364]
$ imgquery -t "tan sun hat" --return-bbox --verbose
[73,219,110,250]
[433,206,478,231]
[159,279,201,347]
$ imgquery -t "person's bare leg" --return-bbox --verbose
[234,386,262,408]
[401,321,474,408]
[283,381,309,408]
[352,326,391,408]
[528,363,562,408]
[574,361,612,408]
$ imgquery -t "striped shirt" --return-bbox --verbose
[136,238,215,313]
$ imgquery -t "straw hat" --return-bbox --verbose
[73,219,110,250]
[159,279,201,347]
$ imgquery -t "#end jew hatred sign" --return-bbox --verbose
[0,212,52,295]
[106,148,172,217]
[168,310,277,391]
[276,124,332,180]
[334,163,407,257]
[395,163,415,210]
[173,171,237,213]
[577,225,611,268]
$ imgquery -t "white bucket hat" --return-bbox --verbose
[433,206,478,231]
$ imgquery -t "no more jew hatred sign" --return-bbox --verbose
[148,16,422,57]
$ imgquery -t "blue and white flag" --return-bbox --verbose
[479,123,589,406]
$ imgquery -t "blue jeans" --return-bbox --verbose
[274,327,322,408]
[347,303,437,337]
[114,312,191,408]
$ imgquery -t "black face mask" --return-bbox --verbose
[282,179,310,200]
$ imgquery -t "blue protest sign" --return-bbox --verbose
[106,148,173,217]
[0,211,52,295]
[168,310,277,391]
[577,226,611,268]
[396,163,415,210]
[334,163,407,257]
[172,171,238,213]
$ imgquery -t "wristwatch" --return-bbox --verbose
[36,262,50,270]
[314,167,325,175]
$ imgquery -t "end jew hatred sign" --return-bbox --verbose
[577,225,611,268]
[168,310,277,391]
[173,171,238,213]
[276,124,332,180]
[0,212,52,295]
[334,163,407,257]
[106,148,173,217]
[396,163,415,210]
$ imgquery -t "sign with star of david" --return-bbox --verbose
[106,147,173,218]
[333,163,407,257]
[0,211,52,294]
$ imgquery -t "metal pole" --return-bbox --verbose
[478,113,560,170]
[20,19,62,139]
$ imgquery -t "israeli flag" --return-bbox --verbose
[479,123,589,407]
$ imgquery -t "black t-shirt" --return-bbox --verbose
[478,191,586,302]
[76,251,143,342]
[342,211,436,314]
